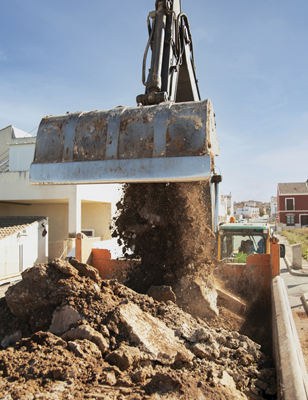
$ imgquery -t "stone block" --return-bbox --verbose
[1,330,22,348]
[68,339,102,361]
[62,325,109,354]
[75,233,93,265]
[146,285,176,303]
[292,243,302,270]
[173,274,218,319]
[105,344,140,371]
[49,305,81,335]
[117,303,194,365]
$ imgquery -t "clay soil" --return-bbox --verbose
[0,260,276,399]
[112,182,272,353]
[293,310,308,371]
[112,182,215,293]
[0,182,277,399]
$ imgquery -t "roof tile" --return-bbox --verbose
[0,216,46,240]
[278,182,308,195]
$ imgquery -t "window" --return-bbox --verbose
[286,198,294,211]
[81,229,95,237]
[220,233,266,261]
[286,215,295,226]
[301,215,308,227]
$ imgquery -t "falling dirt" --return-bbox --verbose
[0,259,277,399]
[111,181,272,354]
[112,182,215,293]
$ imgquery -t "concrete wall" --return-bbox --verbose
[9,143,35,172]
[0,203,68,242]
[78,184,122,217]
[271,196,277,220]
[0,201,112,259]
[219,196,228,223]
[81,201,112,240]
[0,171,77,202]
[1,126,35,167]
[0,140,122,258]
[0,126,12,158]
[0,218,48,280]
[0,203,68,260]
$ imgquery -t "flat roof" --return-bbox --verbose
[220,223,268,231]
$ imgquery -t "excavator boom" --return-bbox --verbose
[30,0,220,185]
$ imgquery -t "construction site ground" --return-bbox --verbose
[0,258,278,400]
[0,185,303,399]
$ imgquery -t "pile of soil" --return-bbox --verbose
[0,259,276,399]
[112,182,215,293]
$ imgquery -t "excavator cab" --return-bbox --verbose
[30,0,220,187]
[217,223,271,263]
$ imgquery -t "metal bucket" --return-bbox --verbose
[30,99,219,184]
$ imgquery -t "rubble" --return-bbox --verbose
[146,285,176,303]
[62,325,109,354]
[0,259,276,399]
[49,305,81,335]
[116,303,194,364]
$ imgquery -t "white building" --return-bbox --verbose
[244,201,256,207]
[223,193,233,215]
[0,125,122,261]
[219,193,234,223]
[219,196,228,223]
[271,196,277,221]
[0,216,48,281]
[235,206,259,219]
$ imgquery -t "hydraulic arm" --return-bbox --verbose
[30,0,219,185]
[137,0,201,105]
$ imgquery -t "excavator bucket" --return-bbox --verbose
[30,99,219,185]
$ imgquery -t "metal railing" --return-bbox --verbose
[0,149,9,172]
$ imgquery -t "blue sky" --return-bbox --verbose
[1,0,307,202]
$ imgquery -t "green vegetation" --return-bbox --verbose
[281,228,308,260]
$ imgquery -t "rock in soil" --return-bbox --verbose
[0,259,276,399]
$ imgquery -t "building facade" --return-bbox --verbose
[0,125,122,260]
[271,196,277,222]
[0,216,48,281]
[218,193,234,223]
[235,206,260,219]
[277,182,308,229]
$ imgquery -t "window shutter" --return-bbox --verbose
[286,199,294,210]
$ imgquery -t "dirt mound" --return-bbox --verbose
[0,259,276,399]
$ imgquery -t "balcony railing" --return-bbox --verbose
[0,149,9,172]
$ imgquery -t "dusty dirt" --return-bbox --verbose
[292,310,308,371]
[112,182,215,293]
[0,259,277,399]
[0,182,277,398]
[111,182,272,355]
